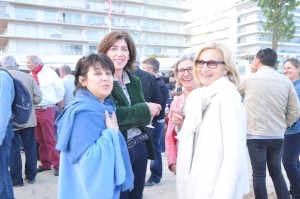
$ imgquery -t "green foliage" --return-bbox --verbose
[251,0,300,50]
[147,54,169,58]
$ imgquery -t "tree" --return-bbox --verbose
[252,0,300,50]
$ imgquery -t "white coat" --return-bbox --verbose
[176,77,249,199]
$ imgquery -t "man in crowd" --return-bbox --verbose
[1,55,42,186]
[59,64,75,109]
[238,48,300,199]
[0,63,15,198]
[26,55,64,176]
[141,57,169,186]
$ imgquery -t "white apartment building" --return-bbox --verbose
[184,0,300,73]
[0,0,191,70]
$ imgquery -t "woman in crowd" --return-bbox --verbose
[283,57,300,199]
[97,31,161,199]
[165,54,198,175]
[55,53,134,199]
[176,42,249,198]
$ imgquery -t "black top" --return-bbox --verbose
[130,67,162,105]
[155,76,169,120]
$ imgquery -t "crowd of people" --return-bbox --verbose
[0,30,299,199]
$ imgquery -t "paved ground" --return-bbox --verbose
[14,153,288,199]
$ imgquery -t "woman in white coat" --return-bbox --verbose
[176,42,249,199]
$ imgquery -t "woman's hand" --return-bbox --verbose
[171,110,185,127]
[146,102,162,117]
[105,111,119,134]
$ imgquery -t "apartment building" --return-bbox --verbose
[184,0,300,73]
[0,0,191,69]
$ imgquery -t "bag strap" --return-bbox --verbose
[0,68,14,80]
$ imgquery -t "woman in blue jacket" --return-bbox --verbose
[55,53,133,199]
[283,57,300,199]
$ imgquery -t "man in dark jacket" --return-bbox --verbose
[141,57,169,186]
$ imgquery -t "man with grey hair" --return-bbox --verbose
[59,65,75,108]
[141,57,169,187]
[1,55,42,186]
[26,55,64,176]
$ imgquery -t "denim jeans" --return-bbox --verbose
[147,121,164,183]
[120,140,148,199]
[247,139,289,199]
[10,127,37,185]
[283,133,300,199]
[0,123,14,199]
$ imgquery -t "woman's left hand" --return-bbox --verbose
[105,111,119,134]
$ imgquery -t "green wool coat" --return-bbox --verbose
[109,71,156,160]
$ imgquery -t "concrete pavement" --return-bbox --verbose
[14,153,287,199]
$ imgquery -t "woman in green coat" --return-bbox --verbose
[98,31,161,199]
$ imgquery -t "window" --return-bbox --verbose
[105,3,121,13]
[163,23,178,32]
[164,48,180,57]
[124,5,139,15]
[111,18,120,26]
[89,45,97,53]
[86,1,105,11]
[86,30,106,41]
[87,15,105,25]
[16,41,38,54]
[15,8,37,20]
[145,21,160,31]
[145,47,161,56]
[146,8,159,18]
[164,10,178,20]
[45,27,60,38]
[44,42,59,54]
[147,34,160,44]
[62,28,82,40]
[63,13,81,24]
[63,44,82,55]
[44,11,57,22]
[15,24,38,37]
[164,35,181,45]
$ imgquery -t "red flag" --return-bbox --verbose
[108,0,111,20]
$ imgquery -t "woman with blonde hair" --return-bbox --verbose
[176,42,249,198]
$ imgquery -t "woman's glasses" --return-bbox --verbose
[195,60,225,69]
[177,67,193,75]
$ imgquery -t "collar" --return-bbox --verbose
[113,71,131,85]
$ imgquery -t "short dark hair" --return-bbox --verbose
[97,31,137,71]
[142,57,160,73]
[74,53,115,94]
[256,48,277,67]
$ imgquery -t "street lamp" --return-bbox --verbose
[136,26,144,57]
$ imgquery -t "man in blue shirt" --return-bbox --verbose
[0,67,15,199]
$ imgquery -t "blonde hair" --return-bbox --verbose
[193,42,240,86]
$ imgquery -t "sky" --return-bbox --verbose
[184,0,238,20]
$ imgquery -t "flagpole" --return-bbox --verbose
[108,0,111,33]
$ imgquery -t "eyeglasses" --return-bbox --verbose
[177,67,193,75]
[195,60,225,69]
